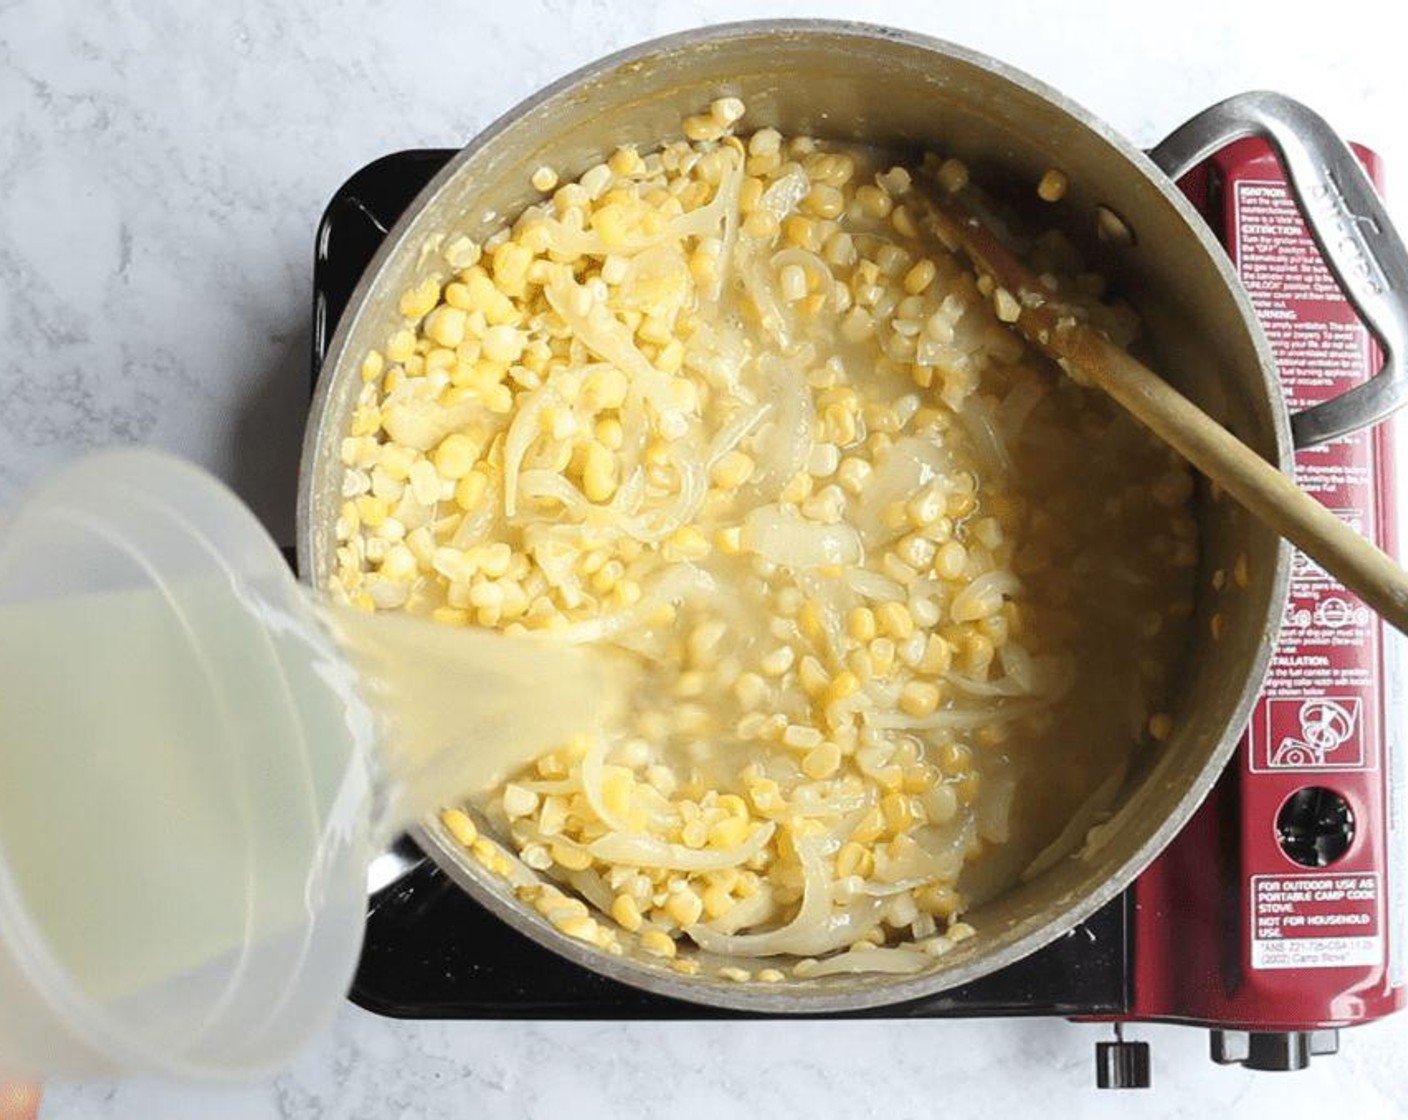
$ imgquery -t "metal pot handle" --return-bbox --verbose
[1148,91,1408,449]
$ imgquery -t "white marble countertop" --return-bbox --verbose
[3,0,1407,1116]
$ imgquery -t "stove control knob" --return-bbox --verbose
[1276,786,1353,867]
[1095,1027,1151,1089]
[1210,1029,1339,1071]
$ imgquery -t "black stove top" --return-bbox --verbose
[311,151,1131,1020]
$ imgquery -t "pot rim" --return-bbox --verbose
[299,18,1290,1013]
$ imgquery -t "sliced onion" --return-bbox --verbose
[579,735,633,833]
[975,768,1017,844]
[706,401,772,467]
[502,387,560,517]
[543,267,683,423]
[854,437,956,545]
[518,470,594,516]
[949,569,1021,624]
[770,247,833,308]
[621,446,708,543]
[382,396,484,451]
[956,394,1013,479]
[742,505,861,568]
[757,166,810,221]
[685,842,883,957]
[587,820,775,871]
[843,569,907,602]
[706,885,779,935]
[539,149,743,259]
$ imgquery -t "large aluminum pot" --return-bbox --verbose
[298,20,1408,1011]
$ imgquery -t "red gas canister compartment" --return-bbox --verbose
[1123,140,1406,1067]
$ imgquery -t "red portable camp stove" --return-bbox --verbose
[308,139,1404,1088]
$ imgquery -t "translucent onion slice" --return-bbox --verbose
[707,402,772,468]
[579,735,633,833]
[382,396,485,452]
[539,148,744,260]
[706,885,779,935]
[742,505,862,568]
[502,387,561,517]
[949,569,1022,624]
[685,842,883,957]
[957,394,1014,479]
[843,569,907,602]
[587,820,775,871]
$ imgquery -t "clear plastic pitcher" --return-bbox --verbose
[0,450,377,1079]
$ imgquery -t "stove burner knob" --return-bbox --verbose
[1095,1024,1151,1089]
[1276,786,1354,867]
[1210,1029,1340,1071]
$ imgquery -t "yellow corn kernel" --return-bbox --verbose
[797,599,824,641]
[798,655,829,697]
[1037,168,1068,202]
[710,449,755,490]
[601,765,635,819]
[802,741,842,780]
[918,634,953,675]
[747,777,784,813]
[1234,552,1251,588]
[881,792,914,833]
[876,601,915,640]
[850,805,885,844]
[384,331,415,366]
[891,204,918,238]
[899,680,941,718]
[433,432,479,479]
[1148,713,1174,742]
[581,440,618,503]
[825,670,861,706]
[903,259,937,295]
[423,305,467,348]
[531,165,559,192]
[481,324,524,364]
[439,807,479,848]
[398,276,441,319]
[702,884,735,920]
[454,468,489,512]
[708,815,751,849]
[835,840,874,879]
[779,470,814,504]
[550,842,593,871]
[664,889,704,927]
[360,349,385,383]
[847,606,877,642]
[554,913,600,942]
[356,494,391,528]
[917,884,961,917]
[431,606,469,627]
[611,894,643,933]
[935,158,969,193]
[714,525,743,554]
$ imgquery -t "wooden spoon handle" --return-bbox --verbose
[922,195,1408,635]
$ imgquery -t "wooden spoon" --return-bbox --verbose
[917,190,1408,635]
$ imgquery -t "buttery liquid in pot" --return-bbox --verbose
[330,112,1198,975]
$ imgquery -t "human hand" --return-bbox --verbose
[0,1082,39,1120]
